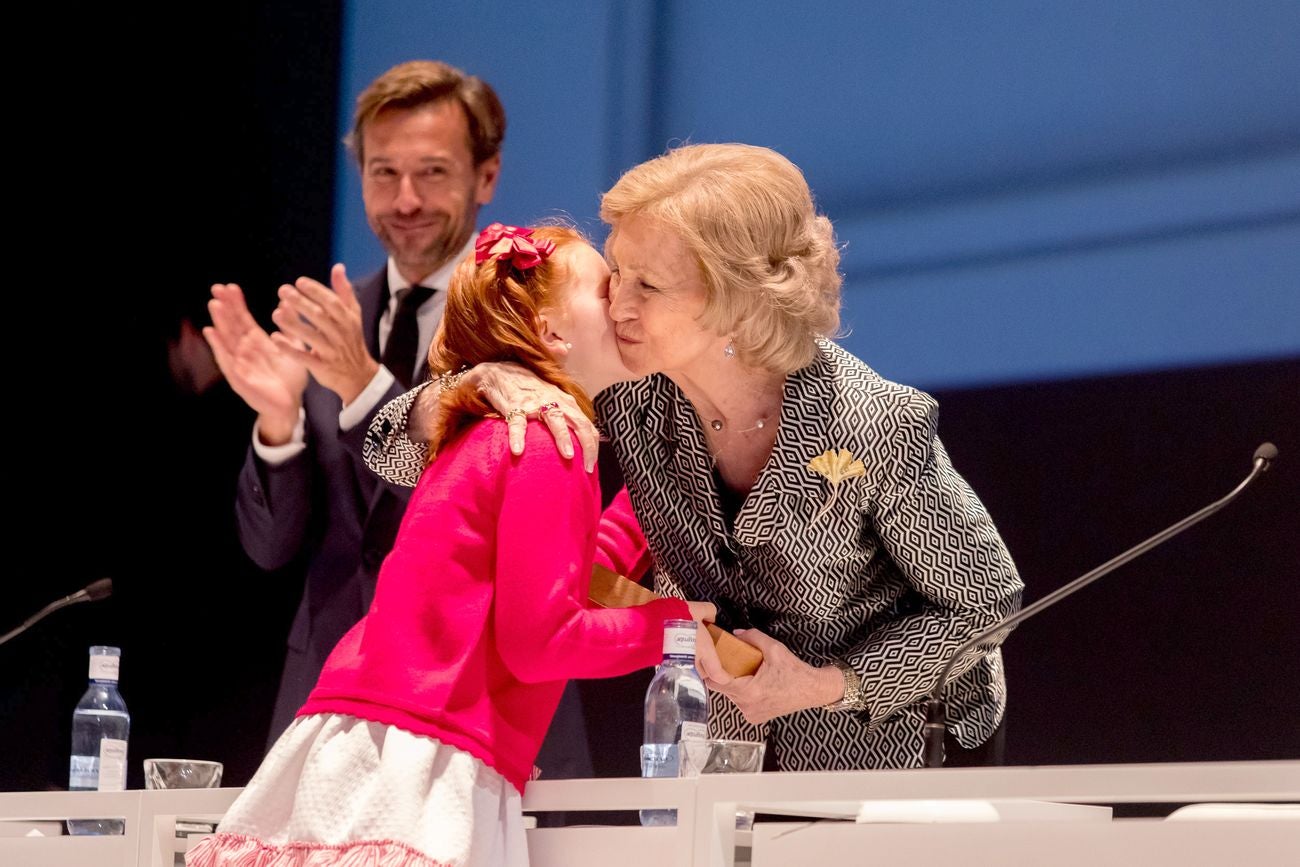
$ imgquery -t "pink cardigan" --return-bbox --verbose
[300,419,689,792]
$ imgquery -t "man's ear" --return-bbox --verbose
[475,153,502,206]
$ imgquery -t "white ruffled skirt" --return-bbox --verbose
[186,713,528,867]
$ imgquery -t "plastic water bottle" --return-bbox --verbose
[639,618,708,827]
[67,645,130,836]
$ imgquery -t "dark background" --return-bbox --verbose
[2,1,342,791]
[2,2,1295,792]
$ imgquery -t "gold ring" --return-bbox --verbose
[505,408,527,423]
[538,401,562,415]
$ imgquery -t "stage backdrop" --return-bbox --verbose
[336,0,1300,388]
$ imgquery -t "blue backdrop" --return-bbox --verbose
[334,0,1299,390]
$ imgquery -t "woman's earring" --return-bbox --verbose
[723,341,735,358]
[564,342,573,350]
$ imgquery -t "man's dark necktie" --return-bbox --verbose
[380,284,435,389]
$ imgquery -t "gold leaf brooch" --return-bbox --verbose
[807,448,865,523]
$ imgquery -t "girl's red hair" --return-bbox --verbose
[423,224,595,459]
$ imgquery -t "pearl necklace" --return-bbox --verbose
[709,417,768,433]
[705,414,778,471]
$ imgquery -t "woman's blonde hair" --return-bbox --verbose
[600,143,841,372]
[424,224,594,459]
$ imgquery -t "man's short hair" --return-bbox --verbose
[346,60,506,167]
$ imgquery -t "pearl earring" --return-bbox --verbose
[723,341,735,358]
[564,341,573,350]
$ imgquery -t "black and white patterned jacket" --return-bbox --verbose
[366,340,1023,769]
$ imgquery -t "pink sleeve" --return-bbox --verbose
[493,427,689,684]
[594,487,652,580]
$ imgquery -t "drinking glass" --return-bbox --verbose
[678,739,766,830]
[142,758,223,790]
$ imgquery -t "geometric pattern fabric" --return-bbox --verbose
[596,340,1023,769]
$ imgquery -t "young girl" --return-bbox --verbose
[188,223,712,867]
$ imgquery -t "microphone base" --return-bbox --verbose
[923,700,947,768]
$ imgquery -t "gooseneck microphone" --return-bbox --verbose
[0,578,114,647]
[923,443,1278,768]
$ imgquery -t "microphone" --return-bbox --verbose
[0,578,114,647]
[923,442,1278,768]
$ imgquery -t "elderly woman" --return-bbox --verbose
[367,143,1023,770]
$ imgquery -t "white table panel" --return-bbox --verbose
[3,761,1296,867]
[751,818,1300,867]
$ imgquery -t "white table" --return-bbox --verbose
[3,761,1296,866]
[521,760,1299,866]
[0,787,237,867]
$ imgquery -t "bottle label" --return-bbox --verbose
[69,755,98,790]
[89,654,120,682]
[97,739,127,791]
[663,625,697,656]
[679,721,708,742]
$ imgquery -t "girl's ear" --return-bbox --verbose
[536,310,571,359]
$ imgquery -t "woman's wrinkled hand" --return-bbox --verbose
[475,362,601,471]
[702,628,845,725]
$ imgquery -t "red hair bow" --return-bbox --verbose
[474,222,555,270]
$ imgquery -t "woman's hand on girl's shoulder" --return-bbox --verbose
[475,362,601,471]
